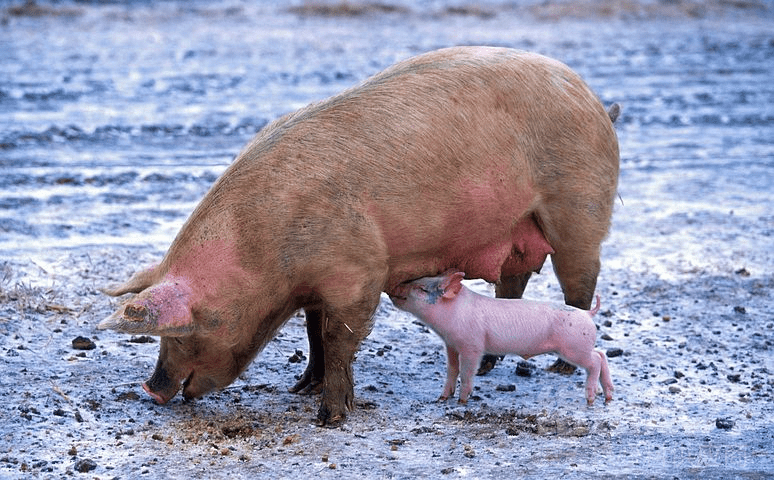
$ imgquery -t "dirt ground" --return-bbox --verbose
[1,1,773,478]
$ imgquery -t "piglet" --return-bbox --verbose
[390,271,613,405]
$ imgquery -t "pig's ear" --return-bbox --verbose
[97,280,194,337]
[101,264,160,297]
[441,272,465,299]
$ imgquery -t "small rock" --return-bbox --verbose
[411,426,435,435]
[606,348,623,358]
[674,371,685,379]
[727,373,741,383]
[601,334,614,341]
[68,446,77,456]
[669,386,681,394]
[515,361,534,377]
[71,336,95,351]
[733,306,746,314]
[735,267,750,277]
[74,458,97,473]
[463,444,475,458]
[128,335,155,344]
[661,378,678,385]
[288,349,305,363]
[715,418,735,430]
[496,384,516,392]
[116,391,140,401]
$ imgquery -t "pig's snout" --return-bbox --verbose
[142,361,188,405]
[142,381,175,405]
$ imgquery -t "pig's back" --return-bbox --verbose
[181,47,615,288]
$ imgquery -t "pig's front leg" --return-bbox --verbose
[316,277,382,427]
[289,307,325,395]
[439,344,460,401]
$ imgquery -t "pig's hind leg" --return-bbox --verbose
[540,203,612,375]
[562,349,605,406]
[597,349,614,403]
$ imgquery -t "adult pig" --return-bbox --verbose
[390,271,614,405]
[98,46,619,426]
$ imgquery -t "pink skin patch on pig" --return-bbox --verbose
[378,171,550,291]
[383,214,552,295]
[500,215,555,277]
[161,238,254,336]
[128,277,194,332]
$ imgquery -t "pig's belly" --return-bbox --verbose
[384,216,552,291]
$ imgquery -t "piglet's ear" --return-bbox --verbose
[98,278,194,337]
[441,271,465,299]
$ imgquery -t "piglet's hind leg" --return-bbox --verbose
[577,351,603,406]
[597,350,614,403]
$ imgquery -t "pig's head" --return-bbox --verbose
[389,270,465,316]
[99,276,245,404]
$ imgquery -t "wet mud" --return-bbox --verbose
[1,1,773,478]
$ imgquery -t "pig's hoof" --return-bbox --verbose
[316,407,346,428]
[546,358,577,375]
[289,378,323,395]
[476,354,501,376]
[289,373,323,395]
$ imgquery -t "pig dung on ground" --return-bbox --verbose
[98,46,620,426]
[390,270,614,405]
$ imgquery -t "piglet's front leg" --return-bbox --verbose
[456,353,483,404]
[439,344,460,401]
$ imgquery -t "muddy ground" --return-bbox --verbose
[1,1,773,478]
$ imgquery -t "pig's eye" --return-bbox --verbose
[418,287,430,293]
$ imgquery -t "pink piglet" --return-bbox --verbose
[390,270,613,405]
